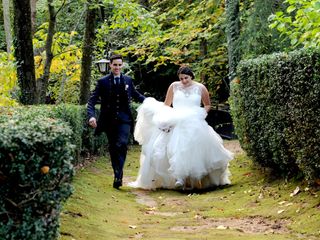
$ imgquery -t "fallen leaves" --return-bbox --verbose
[277,200,297,214]
[40,166,50,174]
[243,172,253,177]
[216,225,229,230]
[258,193,264,199]
[290,186,300,197]
[278,201,293,207]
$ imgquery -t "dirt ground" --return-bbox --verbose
[126,141,291,236]
[60,141,320,240]
[223,140,244,155]
[130,190,291,235]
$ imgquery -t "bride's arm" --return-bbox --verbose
[201,84,211,112]
[164,83,174,107]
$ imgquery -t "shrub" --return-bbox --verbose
[49,104,108,158]
[1,104,109,164]
[230,48,320,181]
[0,114,74,239]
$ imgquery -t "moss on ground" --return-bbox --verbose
[59,141,319,240]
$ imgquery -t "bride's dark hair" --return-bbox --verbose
[177,65,195,79]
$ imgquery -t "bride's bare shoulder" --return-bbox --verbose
[197,82,208,89]
[171,81,180,86]
[170,81,181,89]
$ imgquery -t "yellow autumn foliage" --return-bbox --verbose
[0,35,82,105]
[0,52,18,106]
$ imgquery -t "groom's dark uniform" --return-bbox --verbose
[87,73,145,188]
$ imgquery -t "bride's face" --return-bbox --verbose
[179,74,193,86]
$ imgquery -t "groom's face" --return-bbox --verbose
[109,58,123,76]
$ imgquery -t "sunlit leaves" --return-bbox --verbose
[48,45,82,104]
[95,0,161,58]
[0,52,18,106]
[287,5,296,13]
[117,0,226,94]
[94,0,228,98]
[109,1,159,35]
[31,23,83,103]
[269,0,320,49]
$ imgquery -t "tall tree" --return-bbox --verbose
[2,0,12,53]
[225,0,240,81]
[37,0,56,103]
[79,1,97,105]
[30,0,37,33]
[200,39,207,82]
[12,0,37,104]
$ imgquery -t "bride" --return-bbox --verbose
[128,66,233,190]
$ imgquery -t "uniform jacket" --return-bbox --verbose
[87,73,145,134]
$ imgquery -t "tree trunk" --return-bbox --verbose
[2,0,12,53]
[200,38,207,82]
[98,4,105,21]
[79,1,97,105]
[225,0,240,81]
[30,0,37,33]
[12,0,37,105]
[37,0,56,103]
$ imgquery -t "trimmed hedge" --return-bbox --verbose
[47,104,108,160]
[0,102,140,239]
[0,102,140,164]
[0,104,109,239]
[0,104,109,164]
[230,48,320,181]
[0,114,74,239]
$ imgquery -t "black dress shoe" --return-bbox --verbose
[113,179,122,189]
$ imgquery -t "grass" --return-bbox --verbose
[59,141,320,240]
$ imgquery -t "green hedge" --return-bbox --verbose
[230,48,320,181]
[47,104,108,160]
[0,114,74,239]
[0,102,140,239]
[0,104,109,239]
[0,105,109,164]
[0,102,140,164]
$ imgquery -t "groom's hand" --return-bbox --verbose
[88,117,97,128]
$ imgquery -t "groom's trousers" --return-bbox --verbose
[106,123,131,181]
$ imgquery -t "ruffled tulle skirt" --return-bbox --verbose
[128,98,233,190]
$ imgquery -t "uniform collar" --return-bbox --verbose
[112,73,121,78]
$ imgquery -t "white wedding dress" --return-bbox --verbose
[128,82,233,190]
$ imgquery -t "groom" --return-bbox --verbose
[87,54,145,189]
